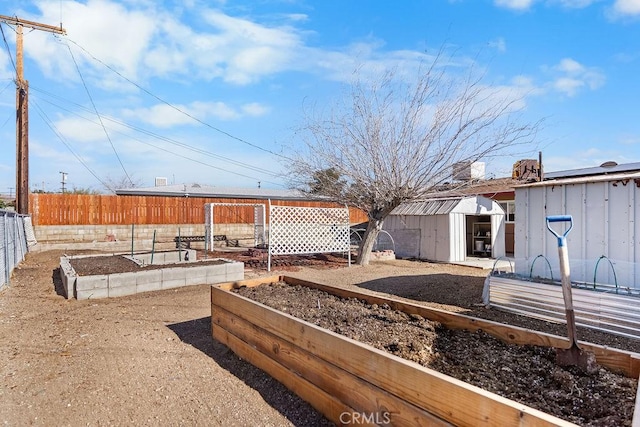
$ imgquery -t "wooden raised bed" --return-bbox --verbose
[211,275,640,426]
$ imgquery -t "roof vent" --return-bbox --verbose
[452,161,485,181]
[155,177,168,186]
[600,161,618,168]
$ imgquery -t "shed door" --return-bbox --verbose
[449,213,466,262]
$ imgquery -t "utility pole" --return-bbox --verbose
[60,171,67,193]
[0,15,66,214]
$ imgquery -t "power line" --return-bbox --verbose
[30,85,283,179]
[30,88,285,188]
[0,23,17,75]
[65,42,133,186]
[63,37,289,160]
[32,99,112,190]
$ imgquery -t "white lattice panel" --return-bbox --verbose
[269,205,350,255]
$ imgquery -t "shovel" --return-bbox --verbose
[546,215,597,373]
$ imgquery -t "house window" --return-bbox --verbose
[499,201,515,223]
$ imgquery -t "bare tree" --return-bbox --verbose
[102,174,145,194]
[288,54,541,265]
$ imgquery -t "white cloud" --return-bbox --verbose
[543,148,632,172]
[488,37,507,53]
[31,0,157,89]
[618,134,640,145]
[556,0,602,8]
[241,102,270,117]
[546,58,605,96]
[494,0,602,10]
[121,100,269,127]
[54,116,114,143]
[611,0,640,15]
[122,104,204,128]
[20,1,307,90]
[494,0,536,10]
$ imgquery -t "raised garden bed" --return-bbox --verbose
[61,251,244,300]
[488,274,640,339]
[211,276,640,426]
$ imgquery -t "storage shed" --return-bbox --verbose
[383,195,506,262]
[514,169,640,289]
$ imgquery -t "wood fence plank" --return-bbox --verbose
[28,194,368,225]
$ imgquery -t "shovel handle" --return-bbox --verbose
[546,215,573,246]
[546,214,579,344]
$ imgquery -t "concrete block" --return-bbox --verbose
[207,272,231,285]
[108,271,137,288]
[59,256,77,299]
[162,278,186,289]
[77,287,109,300]
[225,261,245,276]
[135,269,162,286]
[108,284,136,298]
[184,266,209,286]
[162,268,187,281]
[136,280,162,294]
[76,275,108,291]
[135,270,162,294]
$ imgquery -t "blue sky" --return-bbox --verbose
[1,0,639,195]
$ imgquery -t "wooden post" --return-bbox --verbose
[0,15,66,214]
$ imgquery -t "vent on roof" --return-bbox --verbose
[155,177,168,186]
[600,161,618,168]
[453,161,485,181]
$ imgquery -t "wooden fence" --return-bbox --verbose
[29,193,368,226]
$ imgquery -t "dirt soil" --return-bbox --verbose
[236,282,637,426]
[1,248,639,426]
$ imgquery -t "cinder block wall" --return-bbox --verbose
[33,224,204,243]
[31,224,258,252]
[33,224,258,242]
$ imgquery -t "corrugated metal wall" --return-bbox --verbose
[515,179,640,289]
[1,210,29,290]
[384,213,465,262]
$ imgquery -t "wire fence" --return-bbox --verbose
[1,210,32,290]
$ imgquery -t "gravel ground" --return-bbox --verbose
[1,249,639,426]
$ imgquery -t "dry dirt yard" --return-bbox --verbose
[1,249,639,426]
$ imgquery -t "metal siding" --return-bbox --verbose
[391,198,462,216]
[383,215,421,258]
[608,181,630,261]
[490,214,506,258]
[564,183,588,281]
[391,229,421,258]
[517,176,640,288]
[489,276,640,339]
[416,214,448,261]
[449,213,464,262]
[420,215,437,260]
[514,187,528,268]
[434,214,451,261]
[584,182,606,261]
